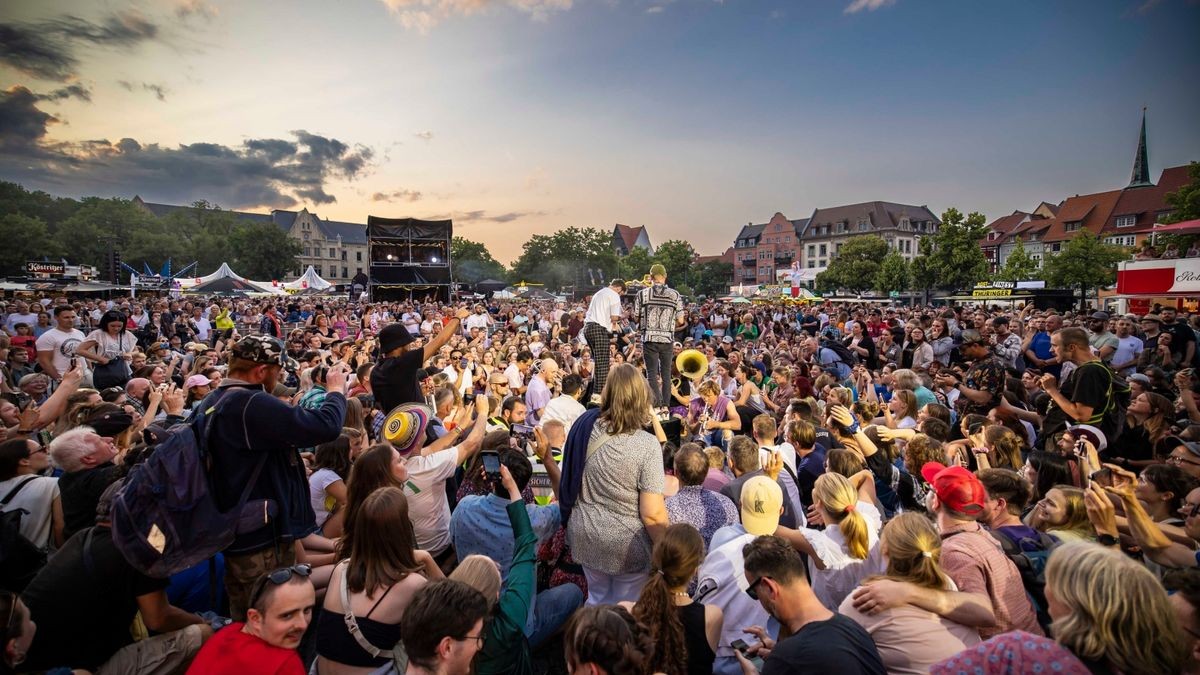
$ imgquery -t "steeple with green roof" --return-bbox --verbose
[1128,107,1153,189]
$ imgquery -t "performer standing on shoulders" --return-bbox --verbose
[583,279,626,402]
[634,264,685,410]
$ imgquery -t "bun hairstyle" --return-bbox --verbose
[813,472,869,560]
[564,605,656,675]
[632,524,704,675]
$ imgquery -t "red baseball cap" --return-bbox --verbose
[920,462,986,516]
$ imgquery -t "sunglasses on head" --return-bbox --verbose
[247,564,312,610]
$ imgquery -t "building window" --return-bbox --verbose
[315,265,323,275]
[818,244,827,256]
[356,251,362,262]
[302,232,309,241]
[807,245,815,258]
[303,246,310,257]
[342,266,348,278]
[328,247,336,258]
[1051,243,1061,252]
[807,260,815,268]
[341,250,347,261]
[1115,215,1136,228]
[1064,222,1080,232]
[1105,235,1136,247]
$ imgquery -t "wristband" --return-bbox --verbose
[1096,533,1119,547]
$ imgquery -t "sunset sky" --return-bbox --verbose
[2,0,1198,264]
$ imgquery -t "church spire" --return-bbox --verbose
[1128,107,1152,188]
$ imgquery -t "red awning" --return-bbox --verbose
[1152,219,1200,234]
[1117,258,1200,296]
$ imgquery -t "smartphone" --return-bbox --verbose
[481,451,501,481]
[731,640,764,670]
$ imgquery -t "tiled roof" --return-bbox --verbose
[981,212,1030,246]
[1102,165,1193,234]
[802,201,939,236]
[735,223,767,241]
[1043,189,1122,242]
[133,197,275,225]
[695,246,735,265]
[614,224,647,253]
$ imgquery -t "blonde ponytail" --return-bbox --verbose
[814,472,870,560]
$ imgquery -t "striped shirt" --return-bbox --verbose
[939,524,1043,639]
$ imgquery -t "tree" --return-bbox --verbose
[653,240,696,286]
[0,214,62,275]
[451,236,506,285]
[909,237,938,304]
[1043,231,1129,309]
[692,260,733,298]
[814,235,888,294]
[229,221,303,280]
[996,237,1039,281]
[928,207,990,291]
[509,227,617,291]
[874,251,910,295]
[53,197,156,269]
[619,246,655,282]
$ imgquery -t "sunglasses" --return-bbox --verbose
[1167,454,1200,468]
[1185,502,1200,519]
[247,564,312,610]
[745,575,771,601]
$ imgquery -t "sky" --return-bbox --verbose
[1,0,1199,265]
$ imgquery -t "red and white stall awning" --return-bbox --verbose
[1117,258,1200,297]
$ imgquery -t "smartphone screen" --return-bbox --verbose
[482,452,500,476]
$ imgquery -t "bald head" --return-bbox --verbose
[126,378,151,399]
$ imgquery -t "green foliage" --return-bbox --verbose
[1043,231,1128,308]
[0,214,62,274]
[692,260,733,298]
[909,236,938,299]
[451,236,507,285]
[996,237,1039,281]
[619,246,656,281]
[1162,162,1200,224]
[508,227,617,291]
[927,207,989,291]
[653,239,696,284]
[874,251,910,294]
[229,221,303,280]
[814,235,888,294]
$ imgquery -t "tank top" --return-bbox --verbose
[677,601,715,675]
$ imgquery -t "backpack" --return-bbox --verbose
[820,339,859,367]
[110,387,270,578]
[991,528,1059,632]
[0,477,46,592]
[1076,361,1131,438]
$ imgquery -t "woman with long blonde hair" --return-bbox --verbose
[774,471,884,610]
[842,513,981,674]
[933,541,1190,675]
[566,363,670,605]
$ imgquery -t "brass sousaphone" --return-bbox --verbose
[673,349,708,391]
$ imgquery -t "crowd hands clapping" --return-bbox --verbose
[1,288,1199,675]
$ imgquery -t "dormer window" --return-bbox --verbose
[1115,215,1136,228]
[1064,222,1081,232]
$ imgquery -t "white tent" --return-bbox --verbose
[284,266,333,291]
[179,263,283,295]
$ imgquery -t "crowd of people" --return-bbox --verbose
[1,264,1199,675]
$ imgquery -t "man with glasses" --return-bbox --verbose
[35,305,86,383]
[736,535,885,675]
[400,579,490,675]
[1167,443,1200,480]
[187,564,314,674]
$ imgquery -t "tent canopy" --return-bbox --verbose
[1152,219,1200,235]
[285,266,333,291]
[185,263,273,295]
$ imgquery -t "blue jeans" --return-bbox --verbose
[525,583,585,648]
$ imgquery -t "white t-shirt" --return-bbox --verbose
[697,525,777,662]
[759,442,797,475]
[540,394,586,436]
[799,500,885,610]
[1113,335,1144,374]
[83,329,137,362]
[5,313,38,335]
[35,327,86,376]
[465,313,491,332]
[194,317,212,341]
[505,363,525,390]
[0,475,59,550]
[403,447,459,553]
[308,468,343,527]
[584,287,623,327]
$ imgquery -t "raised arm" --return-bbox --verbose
[453,395,490,465]
[422,307,468,362]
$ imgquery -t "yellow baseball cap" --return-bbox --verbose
[740,476,783,536]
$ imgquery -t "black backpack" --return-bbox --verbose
[821,339,859,367]
[991,528,1059,632]
[0,477,48,593]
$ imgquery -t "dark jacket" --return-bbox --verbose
[206,381,346,554]
[559,407,601,528]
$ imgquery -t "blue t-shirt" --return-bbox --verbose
[1029,331,1060,377]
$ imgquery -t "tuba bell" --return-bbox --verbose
[675,349,708,382]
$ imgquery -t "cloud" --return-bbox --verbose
[844,0,895,14]
[646,5,666,13]
[118,80,169,101]
[37,83,93,103]
[0,92,375,209]
[413,130,434,141]
[432,209,547,223]
[372,189,424,202]
[0,86,59,151]
[176,0,220,20]
[377,0,572,32]
[0,11,160,81]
